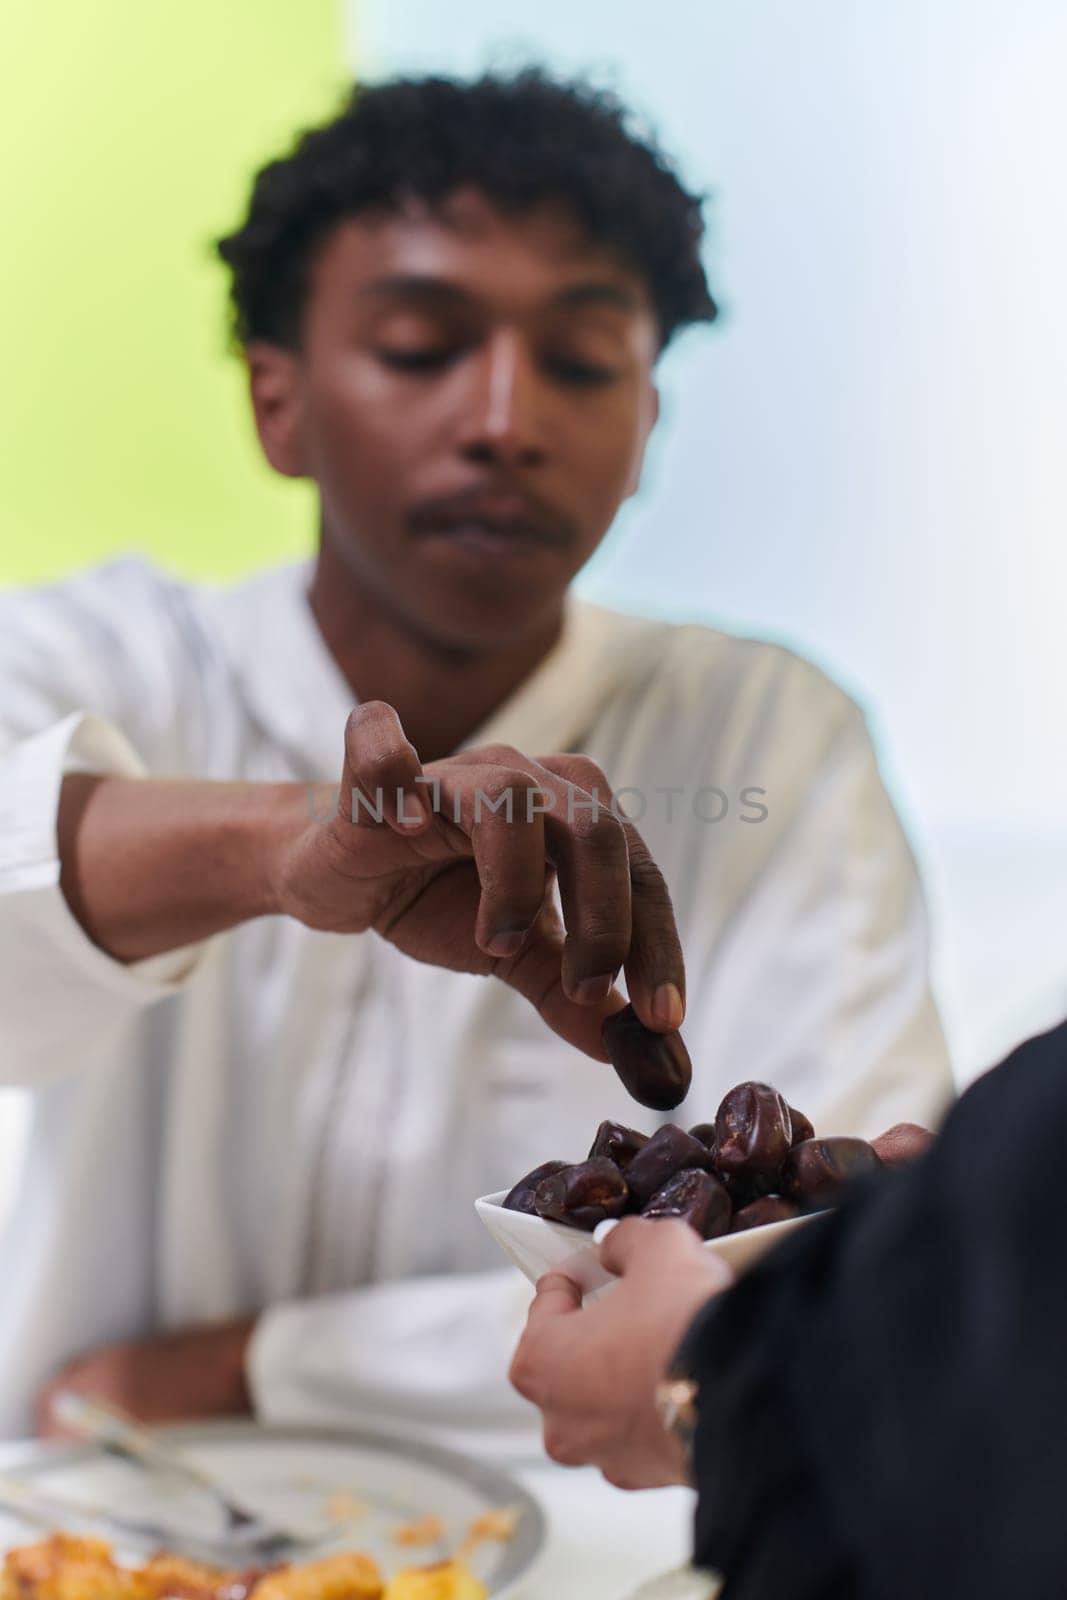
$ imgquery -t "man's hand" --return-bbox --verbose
[276,702,686,1059]
[510,1218,733,1490]
[35,1317,255,1439]
[61,702,685,1063]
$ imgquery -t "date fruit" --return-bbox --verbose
[625,1124,715,1207]
[588,1120,650,1171]
[533,1158,629,1232]
[502,1160,569,1216]
[500,1082,918,1242]
[601,1004,692,1110]
[781,1137,882,1209]
[716,1167,774,1209]
[642,1168,732,1240]
[714,1082,793,1181]
[729,1195,800,1232]
[788,1106,815,1146]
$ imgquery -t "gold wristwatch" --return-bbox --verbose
[655,1369,700,1467]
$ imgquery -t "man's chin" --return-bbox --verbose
[409,580,567,655]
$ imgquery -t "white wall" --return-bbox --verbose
[356,0,1067,1081]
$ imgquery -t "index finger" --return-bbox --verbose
[524,1271,583,1330]
[619,822,686,1031]
[343,702,431,835]
[535,755,686,1033]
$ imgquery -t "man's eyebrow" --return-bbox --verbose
[359,275,473,304]
[550,282,643,314]
[358,275,643,313]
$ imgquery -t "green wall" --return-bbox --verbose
[1,2,346,584]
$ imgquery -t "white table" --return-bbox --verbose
[513,1461,701,1599]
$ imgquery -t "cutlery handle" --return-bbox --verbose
[48,1391,315,1548]
[0,1471,239,1565]
[49,1392,230,1504]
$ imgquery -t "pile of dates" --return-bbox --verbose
[503,1080,882,1237]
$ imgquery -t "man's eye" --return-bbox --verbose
[544,355,619,387]
[376,347,457,373]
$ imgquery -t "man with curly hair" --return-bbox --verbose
[0,69,950,1446]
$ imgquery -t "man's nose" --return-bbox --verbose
[455,331,550,472]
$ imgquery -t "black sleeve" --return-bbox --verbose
[676,1018,1067,1600]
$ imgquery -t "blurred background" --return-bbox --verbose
[1,0,1065,1204]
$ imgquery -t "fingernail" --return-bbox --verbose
[487,929,527,958]
[652,983,685,1028]
[573,974,614,1006]
[593,1218,620,1245]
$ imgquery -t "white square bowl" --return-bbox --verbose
[475,1189,817,1300]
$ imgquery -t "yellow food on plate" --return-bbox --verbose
[462,1509,519,1545]
[254,1553,383,1599]
[324,1490,371,1525]
[0,1533,145,1599]
[455,1506,521,1561]
[0,1535,490,1600]
[390,1514,446,1548]
[382,1561,487,1600]
[139,1551,263,1597]
[0,1535,384,1600]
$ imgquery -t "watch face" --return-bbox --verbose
[655,1375,700,1442]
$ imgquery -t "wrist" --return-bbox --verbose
[56,775,323,962]
[249,784,327,922]
[654,1285,729,1488]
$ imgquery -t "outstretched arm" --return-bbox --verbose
[53,700,686,1062]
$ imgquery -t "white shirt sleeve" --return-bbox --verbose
[0,713,203,1086]
[683,700,954,1139]
[248,1269,543,1460]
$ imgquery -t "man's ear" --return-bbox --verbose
[622,381,660,500]
[246,342,308,478]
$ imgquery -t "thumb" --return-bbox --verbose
[598,1215,706,1280]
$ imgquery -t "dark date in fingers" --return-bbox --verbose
[600,1005,692,1111]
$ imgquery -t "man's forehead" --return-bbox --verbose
[312,188,654,313]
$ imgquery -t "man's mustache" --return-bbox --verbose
[406,484,579,550]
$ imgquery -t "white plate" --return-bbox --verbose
[0,1421,545,1597]
[476,1190,817,1298]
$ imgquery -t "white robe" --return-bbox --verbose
[0,558,951,1448]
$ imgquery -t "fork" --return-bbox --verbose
[47,1391,323,1562]
[0,1471,279,1567]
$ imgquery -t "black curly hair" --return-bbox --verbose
[216,67,718,355]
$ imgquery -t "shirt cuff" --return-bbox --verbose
[248,1273,543,1461]
[0,714,205,1081]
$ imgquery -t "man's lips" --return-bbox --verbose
[425,522,547,553]
[407,490,576,551]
